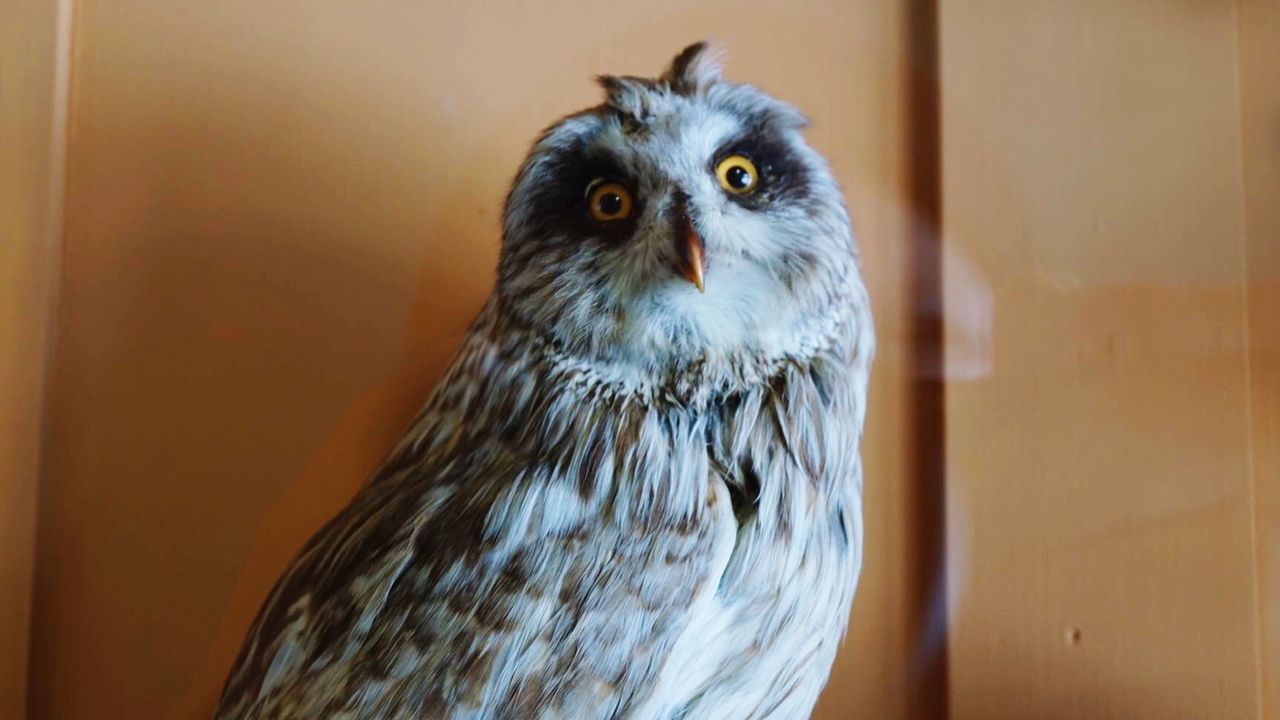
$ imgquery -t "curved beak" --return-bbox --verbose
[673,199,705,293]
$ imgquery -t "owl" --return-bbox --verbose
[216,42,874,720]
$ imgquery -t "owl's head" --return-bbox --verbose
[498,43,859,389]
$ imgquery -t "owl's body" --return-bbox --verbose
[217,44,873,720]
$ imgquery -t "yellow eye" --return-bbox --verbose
[587,181,634,222]
[715,154,759,194]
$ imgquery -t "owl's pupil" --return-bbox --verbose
[727,165,752,189]
[598,193,623,216]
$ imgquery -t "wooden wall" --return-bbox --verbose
[8,0,1276,718]
[941,2,1265,717]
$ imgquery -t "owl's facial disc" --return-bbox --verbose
[497,43,855,371]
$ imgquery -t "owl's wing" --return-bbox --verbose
[215,458,728,720]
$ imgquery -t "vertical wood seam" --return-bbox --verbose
[26,0,75,714]
[1233,1,1269,716]
[904,0,948,716]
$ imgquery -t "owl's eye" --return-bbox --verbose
[715,155,759,195]
[587,181,634,222]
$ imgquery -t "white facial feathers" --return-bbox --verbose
[496,41,858,392]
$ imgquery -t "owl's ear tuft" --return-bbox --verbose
[663,41,724,95]
[597,74,658,123]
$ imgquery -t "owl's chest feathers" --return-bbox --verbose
[405,309,868,597]
[492,333,865,717]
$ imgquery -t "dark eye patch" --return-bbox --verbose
[512,139,642,244]
[712,123,812,210]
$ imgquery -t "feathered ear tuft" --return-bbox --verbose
[596,74,657,121]
[662,41,725,95]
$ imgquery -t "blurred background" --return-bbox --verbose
[3,0,1277,718]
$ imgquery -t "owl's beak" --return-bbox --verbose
[674,202,705,293]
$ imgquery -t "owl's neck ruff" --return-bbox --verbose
[496,279,858,410]
[377,275,871,530]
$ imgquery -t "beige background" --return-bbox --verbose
[941,2,1269,717]
[3,0,1276,718]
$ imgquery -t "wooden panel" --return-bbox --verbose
[0,0,69,717]
[32,2,919,718]
[940,1,1261,717]
[1238,0,1280,716]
